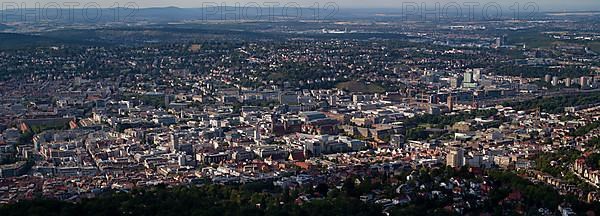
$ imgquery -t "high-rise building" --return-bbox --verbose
[473,69,482,81]
[178,155,186,166]
[74,77,82,86]
[170,134,179,153]
[552,76,559,86]
[449,77,460,89]
[446,146,464,168]
[165,94,171,107]
[462,70,477,88]
[545,74,552,83]
[329,95,338,107]
[493,37,502,48]
[254,126,261,144]
[463,71,473,83]
[447,95,454,112]
[580,76,588,87]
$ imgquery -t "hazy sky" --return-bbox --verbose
[7,0,600,11]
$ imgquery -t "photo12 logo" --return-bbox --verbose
[400,1,540,21]
[0,1,340,23]
[0,2,139,22]
[199,2,339,21]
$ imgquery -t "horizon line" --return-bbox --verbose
[0,6,599,13]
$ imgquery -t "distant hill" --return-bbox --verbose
[0,6,336,23]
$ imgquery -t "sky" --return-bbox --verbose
[5,0,600,11]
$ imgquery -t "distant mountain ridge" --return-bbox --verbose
[0,7,314,23]
[0,7,599,24]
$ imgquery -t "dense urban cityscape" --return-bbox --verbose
[1,2,600,215]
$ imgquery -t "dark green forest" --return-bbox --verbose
[2,170,599,216]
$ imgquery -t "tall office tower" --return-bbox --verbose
[446,146,465,168]
[463,71,473,83]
